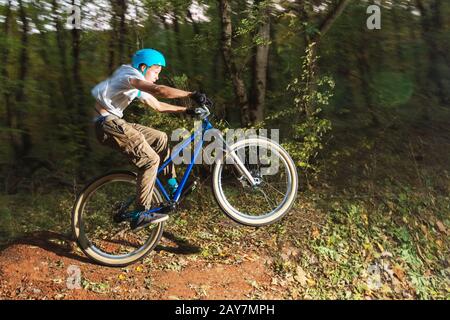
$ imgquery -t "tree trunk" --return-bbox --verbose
[2,1,13,141]
[218,0,250,126]
[187,8,201,78]
[71,0,91,173]
[391,5,404,65]
[109,0,127,68]
[71,0,84,113]
[117,0,128,65]
[356,30,379,127]
[3,0,33,193]
[250,1,271,125]
[52,0,74,110]
[29,3,52,66]
[108,11,118,74]
[187,8,200,36]
[172,9,186,70]
[415,0,448,105]
[157,13,176,73]
[29,2,60,128]
[15,0,32,158]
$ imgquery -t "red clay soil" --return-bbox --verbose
[0,232,282,300]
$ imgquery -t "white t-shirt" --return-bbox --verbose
[91,64,146,118]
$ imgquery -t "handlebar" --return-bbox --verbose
[197,104,211,119]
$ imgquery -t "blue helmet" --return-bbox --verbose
[131,48,166,70]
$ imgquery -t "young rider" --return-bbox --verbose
[91,48,208,230]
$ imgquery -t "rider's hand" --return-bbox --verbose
[190,91,212,106]
[185,107,204,117]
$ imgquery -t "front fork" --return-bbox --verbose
[216,135,258,187]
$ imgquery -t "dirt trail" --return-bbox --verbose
[0,231,283,300]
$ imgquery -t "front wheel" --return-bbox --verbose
[72,171,164,267]
[212,137,298,227]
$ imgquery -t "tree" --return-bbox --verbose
[415,0,449,105]
[14,0,32,160]
[218,0,250,126]
[249,0,271,124]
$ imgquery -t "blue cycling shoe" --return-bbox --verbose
[127,202,174,231]
[130,211,169,231]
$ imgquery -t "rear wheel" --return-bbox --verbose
[72,171,164,267]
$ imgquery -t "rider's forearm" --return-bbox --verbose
[157,102,188,113]
[154,86,192,99]
[131,78,192,99]
[141,91,187,113]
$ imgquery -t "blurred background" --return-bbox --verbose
[0,0,448,299]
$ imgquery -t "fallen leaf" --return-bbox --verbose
[280,253,290,261]
[290,287,300,299]
[392,277,403,293]
[249,280,259,289]
[286,274,295,283]
[306,278,316,287]
[381,284,392,294]
[393,265,405,282]
[420,224,428,235]
[376,242,384,253]
[362,214,369,225]
[294,266,307,286]
[271,277,278,286]
[312,227,320,239]
[436,221,447,234]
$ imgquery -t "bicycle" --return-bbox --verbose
[72,103,298,266]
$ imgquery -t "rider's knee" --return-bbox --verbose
[140,153,159,170]
[156,131,168,149]
[133,143,160,169]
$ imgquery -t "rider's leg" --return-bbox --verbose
[130,124,177,182]
[95,118,160,210]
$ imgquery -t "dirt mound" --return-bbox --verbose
[0,231,281,300]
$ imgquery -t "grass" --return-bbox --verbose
[0,191,75,246]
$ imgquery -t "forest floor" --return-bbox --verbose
[0,118,449,300]
[0,230,282,300]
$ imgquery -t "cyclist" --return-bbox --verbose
[91,48,208,230]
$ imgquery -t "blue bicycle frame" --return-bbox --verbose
[150,118,213,206]
[139,112,258,215]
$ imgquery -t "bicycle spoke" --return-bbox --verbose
[258,188,277,210]
[261,180,287,197]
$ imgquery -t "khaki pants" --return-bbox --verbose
[95,117,176,209]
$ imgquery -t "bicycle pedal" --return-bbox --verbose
[156,202,177,214]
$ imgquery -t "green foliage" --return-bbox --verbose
[234,0,272,55]
[270,43,334,174]
[372,72,414,107]
[0,192,73,246]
